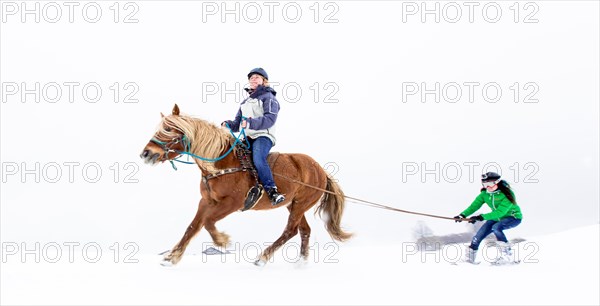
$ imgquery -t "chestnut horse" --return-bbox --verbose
[140,104,352,266]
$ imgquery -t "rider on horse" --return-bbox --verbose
[222,68,286,209]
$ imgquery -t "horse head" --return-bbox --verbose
[140,104,187,165]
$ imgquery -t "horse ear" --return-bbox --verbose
[160,112,165,118]
[172,104,180,116]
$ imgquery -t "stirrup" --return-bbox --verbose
[242,185,263,211]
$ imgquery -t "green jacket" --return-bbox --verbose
[461,189,523,221]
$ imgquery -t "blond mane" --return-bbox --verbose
[155,114,234,172]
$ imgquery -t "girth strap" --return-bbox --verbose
[204,167,248,180]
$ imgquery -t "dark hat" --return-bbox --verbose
[481,172,501,182]
[248,67,268,80]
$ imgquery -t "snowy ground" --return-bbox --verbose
[2,224,598,305]
[1,1,598,305]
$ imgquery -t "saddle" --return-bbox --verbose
[201,142,281,211]
[234,142,280,175]
[235,143,281,211]
[201,143,280,182]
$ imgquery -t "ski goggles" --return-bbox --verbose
[482,179,500,187]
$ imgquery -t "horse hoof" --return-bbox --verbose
[295,259,309,269]
[160,260,174,267]
[254,259,267,267]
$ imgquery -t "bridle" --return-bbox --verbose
[148,122,250,170]
[150,134,195,169]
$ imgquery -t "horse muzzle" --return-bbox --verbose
[140,148,162,165]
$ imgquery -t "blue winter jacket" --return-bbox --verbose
[223,85,280,145]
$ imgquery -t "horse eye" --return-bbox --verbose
[164,126,172,132]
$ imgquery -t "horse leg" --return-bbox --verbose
[204,197,241,248]
[255,213,303,266]
[298,215,312,261]
[205,223,231,248]
[162,199,207,266]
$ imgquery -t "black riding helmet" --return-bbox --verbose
[247,67,268,80]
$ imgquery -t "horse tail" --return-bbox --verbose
[315,175,353,242]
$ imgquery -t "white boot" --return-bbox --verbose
[493,241,515,265]
[465,247,477,264]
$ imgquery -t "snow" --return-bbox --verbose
[2,224,598,305]
[1,1,599,305]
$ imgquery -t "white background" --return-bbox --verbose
[1,1,599,304]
